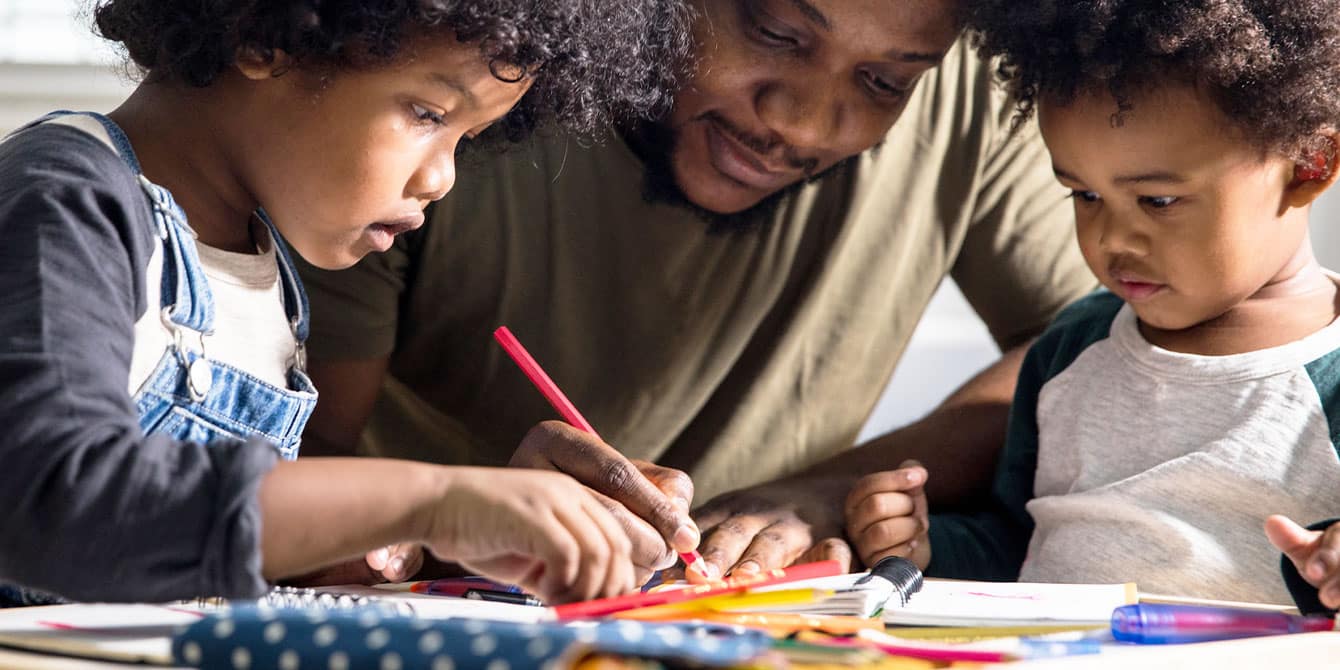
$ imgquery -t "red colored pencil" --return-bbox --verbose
[493,326,710,577]
[551,559,845,620]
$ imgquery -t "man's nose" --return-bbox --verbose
[755,75,843,153]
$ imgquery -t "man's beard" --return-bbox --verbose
[630,120,858,234]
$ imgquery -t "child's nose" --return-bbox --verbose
[410,154,456,203]
[1096,212,1148,256]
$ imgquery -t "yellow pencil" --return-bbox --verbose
[611,588,829,619]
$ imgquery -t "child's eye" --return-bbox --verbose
[410,103,445,126]
[1140,195,1179,209]
[1069,190,1101,203]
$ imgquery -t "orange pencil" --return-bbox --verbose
[493,326,710,578]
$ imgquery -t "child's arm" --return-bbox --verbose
[258,459,636,603]
[0,128,288,603]
[1265,515,1340,615]
[843,341,1048,578]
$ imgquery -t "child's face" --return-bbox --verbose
[1038,84,1309,331]
[235,37,533,269]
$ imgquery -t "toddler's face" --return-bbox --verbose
[235,35,532,269]
[1038,83,1308,331]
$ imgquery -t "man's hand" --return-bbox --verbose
[509,421,700,582]
[1266,515,1340,609]
[844,460,931,569]
[688,475,855,578]
[364,543,425,583]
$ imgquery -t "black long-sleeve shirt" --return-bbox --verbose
[0,122,277,602]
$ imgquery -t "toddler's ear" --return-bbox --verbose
[234,46,295,81]
[1285,131,1340,208]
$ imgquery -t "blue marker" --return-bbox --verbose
[1111,603,1337,644]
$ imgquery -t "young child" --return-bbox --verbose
[843,0,1340,612]
[0,0,695,606]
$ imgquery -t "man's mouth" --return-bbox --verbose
[703,118,800,192]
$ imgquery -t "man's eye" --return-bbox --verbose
[755,24,796,46]
[860,70,906,99]
[1070,190,1101,203]
[1141,196,1179,209]
[411,103,445,126]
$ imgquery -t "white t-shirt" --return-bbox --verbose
[40,115,296,394]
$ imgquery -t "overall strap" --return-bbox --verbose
[255,209,310,367]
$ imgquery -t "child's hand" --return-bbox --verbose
[364,543,424,583]
[1265,515,1340,609]
[425,468,637,604]
[844,460,931,570]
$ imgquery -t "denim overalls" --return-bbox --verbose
[0,111,317,606]
[51,111,320,457]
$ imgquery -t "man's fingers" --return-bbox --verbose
[697,515,769,578]
[372,543,423,582]
[521,422,700,554]
[844,464,929,516]
[795,537,854,572]
[730,521,812,575]
[1265,515,1322,576]
[635,460,695,511]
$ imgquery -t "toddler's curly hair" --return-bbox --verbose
[93,0,693,139]
[967,0,1340,158]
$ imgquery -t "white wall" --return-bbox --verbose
[6,2,1340,442]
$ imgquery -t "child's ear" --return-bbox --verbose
[1284,131,1340,208]
[234,46,295,81]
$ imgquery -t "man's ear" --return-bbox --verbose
[235,46,295,81]
[1285,131,1340,209]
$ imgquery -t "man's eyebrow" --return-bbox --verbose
[884,48,947,64]
[428,72,475,105]
[785,0,830,30]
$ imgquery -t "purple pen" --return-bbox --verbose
[1111,604,1337,644]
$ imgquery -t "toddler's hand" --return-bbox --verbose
[424,468,637,604]
[364,543,424,583]
[844,460,931,569]
[1265,515,1340,609]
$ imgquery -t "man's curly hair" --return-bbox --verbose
[966,0,1340,158]
[92,0,693,139]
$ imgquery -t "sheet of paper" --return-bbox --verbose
[884,579,1137,627]
[0,603,202,664]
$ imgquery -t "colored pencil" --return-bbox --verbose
[551,559,845,620]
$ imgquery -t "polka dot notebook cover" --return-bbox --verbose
[172,605,772,670]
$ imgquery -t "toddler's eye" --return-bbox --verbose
[411,103,445,126]
[1141,196,1179,208]
[1070,190,1101,203]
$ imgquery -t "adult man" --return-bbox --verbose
[299,0,1095,581]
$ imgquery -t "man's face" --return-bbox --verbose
[663,0,961,215]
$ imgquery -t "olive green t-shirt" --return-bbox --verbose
[298,40,1096,501]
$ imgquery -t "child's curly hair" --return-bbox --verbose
[966,0,1340,159]
[93,0,693,140]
